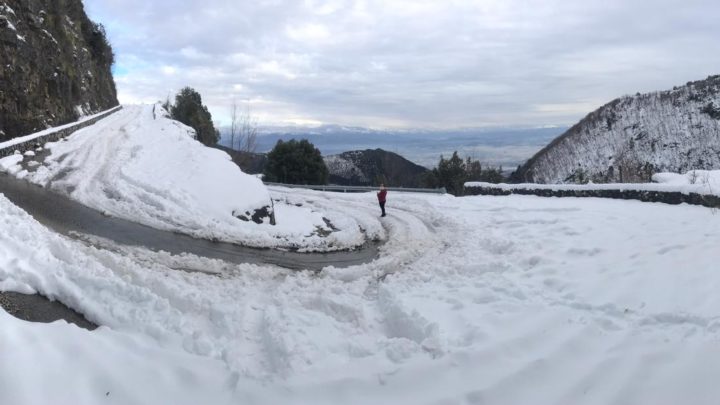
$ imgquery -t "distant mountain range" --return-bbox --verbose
[513,75,720,183]
[219,125,563,169]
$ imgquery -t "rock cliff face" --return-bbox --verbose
[0,0,117,142]
[513,75,720,183]
[325,149,429,187]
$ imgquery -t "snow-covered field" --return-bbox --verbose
[2,184,720,404]
[0,105,379,251]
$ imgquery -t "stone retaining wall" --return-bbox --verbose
[0,106,122,158]
[465,185,720,209]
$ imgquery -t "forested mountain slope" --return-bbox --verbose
[513,75,720,183]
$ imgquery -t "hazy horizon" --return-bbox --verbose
[218,125,565,169]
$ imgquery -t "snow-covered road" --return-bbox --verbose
[3,187,720,404]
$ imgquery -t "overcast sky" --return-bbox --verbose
[83,0,720,129]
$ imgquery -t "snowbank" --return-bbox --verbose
[0,105,375,251]
[0,194,235,404]
[652,169,720,195]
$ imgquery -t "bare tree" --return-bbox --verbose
[229,100,239,151]
[228,100,257,154]
[227,100,259,172]
[240,104,258,154]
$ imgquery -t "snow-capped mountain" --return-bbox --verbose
[513,75,720,183]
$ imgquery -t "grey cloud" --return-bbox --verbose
[84,0,720,128]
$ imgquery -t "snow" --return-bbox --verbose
[2,185,720,403]
[41,28,58,44]
[3,18,16,32]
[0,154,22,173]
[2,103,720,403]
[0,5,17,31]
[468,169,720,196]
[652,169,720,195]
[0,4,15,15]
[0,310,234,405]
[0,105,377,251]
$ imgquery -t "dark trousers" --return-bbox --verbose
[379,201,386,216]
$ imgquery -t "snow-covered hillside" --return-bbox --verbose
[325,152,370,183]
[324,149,429,187]
[514,75,720,183]
[0,105,380,251]
[2,187,720,404]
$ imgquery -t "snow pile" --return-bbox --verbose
[0,194,234,404]
[0,105,376,251]
[3,186,720,403]
[0,153,22,173]
[652,169,720,195]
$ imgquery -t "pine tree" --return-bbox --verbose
[436,151,466,196]
[170,87,219,146]
[263,139,329,184]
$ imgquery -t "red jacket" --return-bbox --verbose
[377,189,387,203]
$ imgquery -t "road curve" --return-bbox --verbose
[0,172,379,271]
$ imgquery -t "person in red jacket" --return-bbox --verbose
[377,184,387,217]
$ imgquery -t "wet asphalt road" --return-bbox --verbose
[0,172,379,271]
[0,291,97,331]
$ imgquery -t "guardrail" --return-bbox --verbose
[264,182,447,194]
[0,106,122,158]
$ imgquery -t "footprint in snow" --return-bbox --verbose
[566,247,603,257]
[656,244,687,255]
